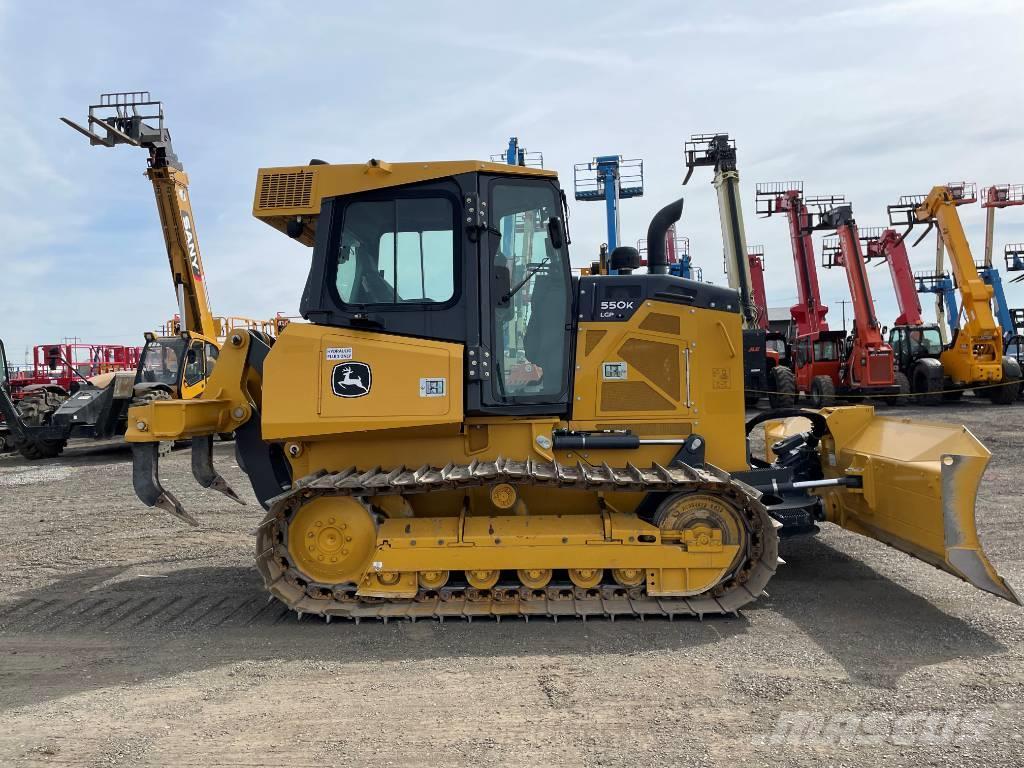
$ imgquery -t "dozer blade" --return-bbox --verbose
[191,435,244,504]
[131,442,199,527]
[768,407,1020,604]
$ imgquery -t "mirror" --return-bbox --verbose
[493,264,512,306]
[547,216,565,249]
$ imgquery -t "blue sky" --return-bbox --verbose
[2,0,1023,361]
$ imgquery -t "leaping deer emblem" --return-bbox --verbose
[338,365,368,393]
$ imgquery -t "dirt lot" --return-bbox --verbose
[0,402,1022,767]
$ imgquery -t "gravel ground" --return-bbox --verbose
[0,402,1022,767]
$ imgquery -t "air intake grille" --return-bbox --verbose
[258,170,315,210]
[638,313,680,335]
[584,330,607,356]
[600,381,673,412]
[619,339,680,401]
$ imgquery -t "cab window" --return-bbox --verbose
[183,342,206,387]
[489,181,570,401]
[335,197,456,305]
[813,340,839,362]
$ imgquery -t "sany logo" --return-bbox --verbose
[600,300,635,311]
[182,214,202,281]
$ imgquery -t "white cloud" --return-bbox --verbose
[0,0,1022,357]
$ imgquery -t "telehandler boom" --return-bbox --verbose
[121,157,1018,621]
[684,134,795,407]
[63,92,222,403]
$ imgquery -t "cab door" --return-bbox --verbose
[478,175,573,415]
[179,340,208,400]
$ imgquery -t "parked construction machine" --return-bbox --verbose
[859,226,947,403]
[812,202,901,403]
[2,93,235,459]
[121,157,1018,621]
[888,185,1021,403]
[684,134,794,408]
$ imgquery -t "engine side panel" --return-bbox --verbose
[261,323,463,440]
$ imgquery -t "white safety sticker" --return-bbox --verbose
[602,362,628,381]
[419,377,447,397]
[326,347,353,361]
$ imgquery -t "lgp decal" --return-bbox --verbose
[332,362,372,398]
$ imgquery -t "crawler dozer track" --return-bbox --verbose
[255,459,780,622]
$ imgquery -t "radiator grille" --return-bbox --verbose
[600,381,674,412]
[638,312,680,335]
[867,354,893,385]
[618,338,680,400]
[257,170,315,210]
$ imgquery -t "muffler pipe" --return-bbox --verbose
[646,197,685,275]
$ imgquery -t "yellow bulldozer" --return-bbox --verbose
[124,158,1018,620]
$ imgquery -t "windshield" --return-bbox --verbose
[490,181,570,401]
[138,338,187,387]
[909,328,942,355]
[813,340,839,362]
[335,197,456,305]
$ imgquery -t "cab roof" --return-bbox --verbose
[252,159,557,246]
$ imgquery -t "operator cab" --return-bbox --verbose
[301,169,573,416]
[136,334,219,399]
[888,325,943,364]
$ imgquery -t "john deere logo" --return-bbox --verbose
[332,362,372,398]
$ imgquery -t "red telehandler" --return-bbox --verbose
[756,184,898,406]
[755,182,843,406]
[814,203,900,402]
[859,226,947,402]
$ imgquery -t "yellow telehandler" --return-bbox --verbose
[123,158,1018,620]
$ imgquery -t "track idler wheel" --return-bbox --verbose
[286,497,376,586]
[655,491,748,575]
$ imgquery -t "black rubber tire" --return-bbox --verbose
[15,435,65,460]
[884,372,911,406]
[14,393,68,460]
[989,357,1022,405]
[768,366,797,408]
[809,375,836,409]
[16,392,65,427]
[913,363,944,405]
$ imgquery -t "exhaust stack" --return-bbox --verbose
[646,198,684,275]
